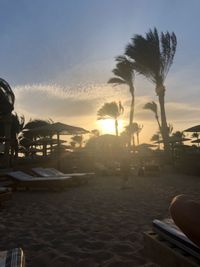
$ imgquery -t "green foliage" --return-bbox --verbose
[125,27,177,86]
[143,101,158,114]
[97,101,124,120]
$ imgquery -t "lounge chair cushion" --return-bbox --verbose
[0,248,24,267]
[32,167,94,177]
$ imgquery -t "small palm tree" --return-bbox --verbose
[151,133,161,149]
[108,56,135,142]
[192,132,199,140]
[97,101,124,136]
[125,122,143,146]
[71,135,83,148]
[171,131,185,144]
[143,101,161,133]
[125,28,177,153]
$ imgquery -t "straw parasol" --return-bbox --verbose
[23,122,89,135]
[31,137,66,146]
[155,137,191,144]
[184,125,200,132]
[23,122,89,166]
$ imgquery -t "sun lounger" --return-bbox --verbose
[32,167,95,184]
[0,247,25,267]
[7,171,73,190]
[144,219,200,267]
[0,187,12,204]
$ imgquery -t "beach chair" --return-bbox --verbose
[0,247,25,267]
[144,218,200,267]
[0,187,12,204]
[32,167,95,185]
[7,171,73,191]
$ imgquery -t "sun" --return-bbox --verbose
[97,119,124,135]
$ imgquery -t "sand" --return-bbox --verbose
[0,172,200,267]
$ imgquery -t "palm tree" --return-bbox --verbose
[108,56,135,141]
[125,122,143,146]
[0,78,15,116]
[0,78,15,166]
[192,132,199,140]
[192,132,199,147]
[143,101,161,133]
[71,135,83,148]
[125,28,177,153]
[97,101,124,136]
[171,131,185,144]
[151,133,161,149]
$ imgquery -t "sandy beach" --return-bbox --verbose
[0,172,200,267]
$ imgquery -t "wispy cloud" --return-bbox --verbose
[13,82,200,141]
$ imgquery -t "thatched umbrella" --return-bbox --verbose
[155,137,191,144]
[184,125,200,132]
[191,139,200,147]
[23,122,89,166]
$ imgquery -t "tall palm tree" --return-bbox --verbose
[108,56,135,140]
[0,78,15,116]
[125,28,177,152]
[0,78,15,166]
[97,101,124,136]
[143,101,161,133]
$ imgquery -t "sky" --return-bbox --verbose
[1,0,200,143]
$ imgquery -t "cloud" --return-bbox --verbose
[12,82,200,142]
[13,82,131,122]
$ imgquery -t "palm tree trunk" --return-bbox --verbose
[137,132,139,145]
[155,114,162,133]
[115,119,118,136]
[129,85,135,147]
[158,92,170,153]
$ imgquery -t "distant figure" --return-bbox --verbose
[170,195,200,247]
[120,150,131,189]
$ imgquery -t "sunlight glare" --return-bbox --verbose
[97,119,125,135]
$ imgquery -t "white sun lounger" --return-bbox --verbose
[7,171,73,190]
[144,219,200,267]
[32,167,95,184]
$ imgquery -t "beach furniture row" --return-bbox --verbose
[6,168,95,191]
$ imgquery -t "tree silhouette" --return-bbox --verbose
[126,28,177,153]
[71,135,83,148]
[108,56,135,143]
[0,78,15,166]
[125,122,143,146]
[97,101,124,136]
[192,132,199,140]
[0,78,15,115]
[151,132,161,149]
[143,101,161,133]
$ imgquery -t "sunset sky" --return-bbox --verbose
[1,0,200,142]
